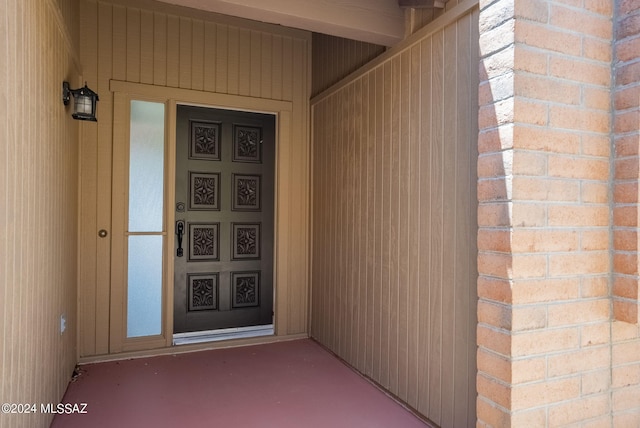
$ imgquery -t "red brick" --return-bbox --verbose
[547,298,610,326]
[480,45,515,81]
[514,98,548,126]
[615,85,640,110]
[581,182,609,204]
[478,178,510,201]
[612,362,640,388]
[548,155,609,180]
[612,384,640,412]
[476,397,511,428]
[614,181,639,204]
[613,252,639,275]
[548,205,609,227]
[581,229,609,251]
[614,205,639,227]
[513,125,581,153]
[515,20,582,56]
[581,322,612,347]
[513,151,547,176]
[615,134,640,157]
[514,0,548,23]
[613,340,640,365]
[613,275,640,299]
[479,98,515,129]
[478,152,512,178]
[512,177,579,202]
[515,74,581,105]
[618,36,640,63]
[614,298,639,323]
[478,324,511,356]
[619,0,640,15]
[615,156,640,179]
[615,110,639,134]
[478,202,511,226]
[479,0,515,33]
[478,252,547,279]
[548,394,610,426]
[550,5,612,39]
[585,0,614,16]
[479,300,513,331]
[511,377,581,409]
[514,45,548,75]
[549,56,611,87]
[614,229,639,251]
[616,61,640,86]
[511,328,579,356]
[478,228,511,252]
[511,278,580,304]
[550,105,610,133]
[581,276,609,298]
[478,348,512,383]
[478,125,514,153]
[582,134,611,157]
[584,36,613,62]
[618,13,640,40]
[511,229,579,252]
[478,276,513,303]
[512,202,547,226]
[582,369,611,395]
[585,86,612,111]
[511,306,547,332]
[477,373,511,410]
[480,19,516,58]
[512,357,547,383]
[550,252,610,276]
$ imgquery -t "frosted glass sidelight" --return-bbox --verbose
[129,101,165,232]
[127,235,163,338]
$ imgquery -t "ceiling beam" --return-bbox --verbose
[398,0,445,8]
[156,0,405,46]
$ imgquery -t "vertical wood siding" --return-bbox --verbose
[311,6,478,426]
[311,33,385,97]
[0,0,80,427]
[78,0,310,357]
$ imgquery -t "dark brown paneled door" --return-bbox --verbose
[174,105,275,334]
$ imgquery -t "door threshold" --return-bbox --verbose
[173,324,274,346]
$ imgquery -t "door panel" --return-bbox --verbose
[174,105,275,333]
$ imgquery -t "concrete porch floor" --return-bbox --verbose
[51,339,430,428]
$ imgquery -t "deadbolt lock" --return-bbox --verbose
[98,229,108,238]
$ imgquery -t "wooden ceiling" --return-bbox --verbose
[155,0,447,46]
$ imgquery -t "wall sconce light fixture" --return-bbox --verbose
[62,82,99,122]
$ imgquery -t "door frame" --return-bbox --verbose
[109,79,293,353]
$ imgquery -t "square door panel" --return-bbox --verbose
[233,125,262,163]
[189,171,220,210]
[232,174,261,211]
[231,271,260,308]
[190,121,221,161]
[188,273,218,311]
[188,223,219,261]
[231,223,261,260]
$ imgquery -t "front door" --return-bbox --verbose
[173,105,275,334]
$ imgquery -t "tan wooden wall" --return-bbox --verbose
[78,0,310,357]
[310,2,479,426]
[311,33,385,97]
[0,0,81,426]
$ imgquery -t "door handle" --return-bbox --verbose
[176,220,185,257]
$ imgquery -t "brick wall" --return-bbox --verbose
[478,0,620,425]
[612,0,640,424]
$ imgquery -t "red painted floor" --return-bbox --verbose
[51,339,429,428]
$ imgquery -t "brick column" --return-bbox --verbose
[477,0,614,425]
[611,1,640,425]
[613,0,640,324]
